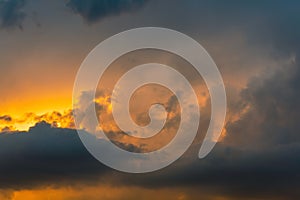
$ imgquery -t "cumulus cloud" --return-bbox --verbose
[0,0,26,29]
[66,0,148,24]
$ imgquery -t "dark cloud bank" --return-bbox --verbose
[1,58,300,199]
[0,122,109,189]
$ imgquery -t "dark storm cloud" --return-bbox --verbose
[1,105,300,200]
[0,1,300,199]
[251,1,300,56]
[0,0,26,29]
[161,53,300,198]
[156,0,300,57]
[109,60,300,199]
[1,61,300,199]
[225,58,300,149]
[209,1,300,57]
[105,59,300,198]
[66,0,148,24]
[114,143,300,200]
[0,121,110,189]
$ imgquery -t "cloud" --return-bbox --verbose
[225,57,300,150]
[1,57,299,199]
[66,0,148,24]
[0,0,26,29]
[115,143,300,200]
[36,56,300,198]
[0,121,109,190]
[0,2,300,199]
[1,113,300,200]
[0,115,12,122]
[0,115,14,132]
[0,110,75,131]
[1,126,14,132]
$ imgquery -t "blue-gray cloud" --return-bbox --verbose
[0,1,300,199]
[1,113,300,200]
[0,121,109,189]
[225,58,300,150]
[66,0,148,24]
[0,0,26,29]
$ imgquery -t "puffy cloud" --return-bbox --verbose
[66,0,148,24]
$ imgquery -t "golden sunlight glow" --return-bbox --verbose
[0,109,74,132]
[95,95,112,113]
[4,185,229,200]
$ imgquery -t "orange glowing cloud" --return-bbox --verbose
[0,109,74,132]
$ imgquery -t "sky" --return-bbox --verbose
[0,0,300,199]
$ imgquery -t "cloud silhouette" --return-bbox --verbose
[0,113,300,200]
[0,121,109,189]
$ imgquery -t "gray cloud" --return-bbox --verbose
[0,116,300,199]
[0,1,300,199]
[1,58,300,199]
[66,0,148,24]
[225,58,300,150]
[0,121,109,189]
[0,0,26,29]
[114,143,300,200]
